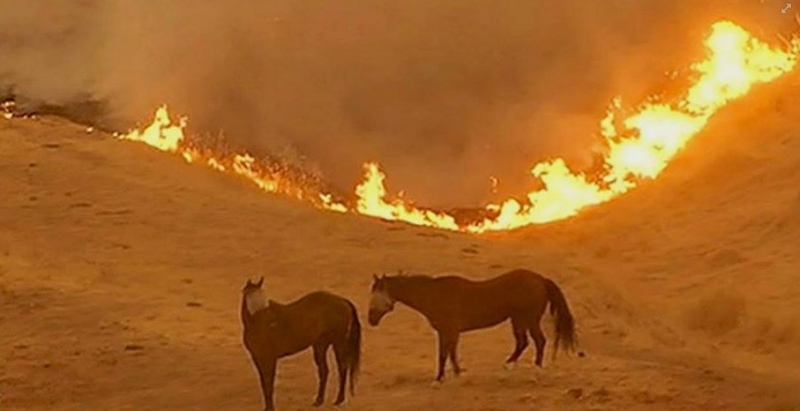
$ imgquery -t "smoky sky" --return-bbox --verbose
[0,0,792,206]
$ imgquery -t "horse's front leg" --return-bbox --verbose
[257,357,277,411]
[435,331,449,382]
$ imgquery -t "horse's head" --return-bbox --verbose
[241,276,268,315]
[368,274,396,326]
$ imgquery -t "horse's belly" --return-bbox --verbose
[460,315,508,332]
[278,343,310,358]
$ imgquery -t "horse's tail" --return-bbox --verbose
[345,300,361,396]
[544,278,577,358]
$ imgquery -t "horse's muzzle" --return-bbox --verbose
[367,310,383,326]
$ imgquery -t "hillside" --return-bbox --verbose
[526,73,800,372]
[1,76,799,410]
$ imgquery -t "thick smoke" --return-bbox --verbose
[0,0,792,206]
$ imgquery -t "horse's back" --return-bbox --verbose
[434,275,475,287]
[494,269,548,298]
[288,291,355,327]
[497,269,547,286]
[437,268,543,282]
[441,269,545,290]
[296,290,350,303]
[424,270,548,331]
[453,269,549,311]
[432,270,547,306]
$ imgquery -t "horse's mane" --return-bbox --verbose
[394,273,432,279]
[387,273,454,283]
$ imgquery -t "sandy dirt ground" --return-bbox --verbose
[1,77,799,410]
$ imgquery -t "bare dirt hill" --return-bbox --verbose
[1,77,798,410]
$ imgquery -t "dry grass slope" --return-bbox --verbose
[0,77,798,410]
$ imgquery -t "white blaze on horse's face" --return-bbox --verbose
[368,289,394,326]
[245,288,268,315]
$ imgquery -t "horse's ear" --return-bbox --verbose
[373,274,379,282]
[256,276,264,288]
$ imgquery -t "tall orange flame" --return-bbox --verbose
[117,106,348,209]
[115,21,798,233]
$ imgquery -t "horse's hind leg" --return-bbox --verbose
[505,318,530,364]
[529,322,547,367]
[435,330,456,382]
[447,333,464,376]
[312,342,330,406]
[332,339,348,405]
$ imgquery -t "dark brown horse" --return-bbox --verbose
[367,268,576,382]
[241,277,361,411]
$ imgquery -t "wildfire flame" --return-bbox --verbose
[112,21,798,233]
[1,100,16,119]
[117,105,346,208]
[489,176,499,194]
[354,163,460,230]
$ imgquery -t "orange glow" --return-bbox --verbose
[1,100,15,119]
[354,163,460,230]
[117,106,347,209]
[114,21,798,233]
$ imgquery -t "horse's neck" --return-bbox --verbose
[241,297,259,328]
[241,297,253,329]
[391,278,440,316]
[241,292,268,330]
[246,290,268,314]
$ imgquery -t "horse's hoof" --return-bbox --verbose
[333,399,345,406]
[503,362,517,371]
[430,380,443,389]
[312,399,324,407]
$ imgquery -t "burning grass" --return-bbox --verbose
[9,21,800,233]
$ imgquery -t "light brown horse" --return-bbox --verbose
[367,268,576,382]
[241,277,361,411]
